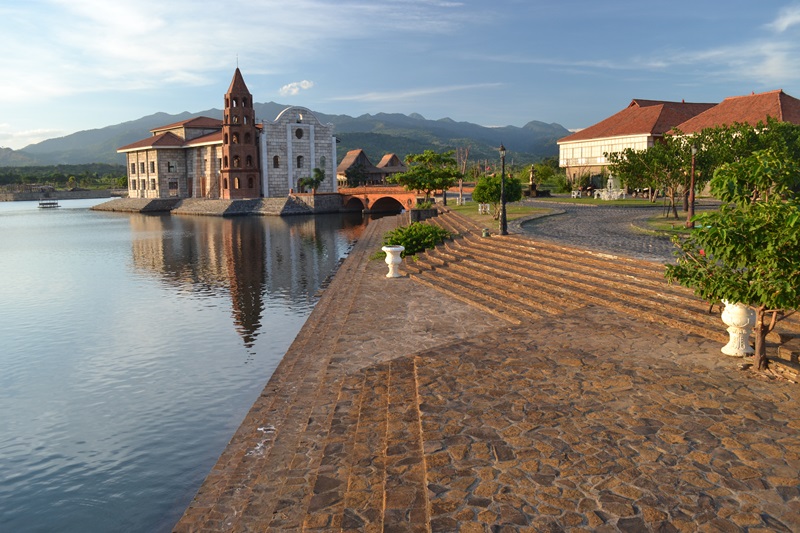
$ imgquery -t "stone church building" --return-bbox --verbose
[118,69,338,199]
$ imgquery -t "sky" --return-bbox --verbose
[2,1,800,150]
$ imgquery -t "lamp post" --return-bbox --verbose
[686,145,697,229]
[499,143,508,235]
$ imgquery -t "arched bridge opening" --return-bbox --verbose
[370,197,404,214]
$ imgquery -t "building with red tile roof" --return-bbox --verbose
[336,149,406,187]
[558,90,800,183]
[557,99,715,182]
[118,69,338,200]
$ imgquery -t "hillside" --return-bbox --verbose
[1,104,569,167]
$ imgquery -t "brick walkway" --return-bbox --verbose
[175,210,800,532]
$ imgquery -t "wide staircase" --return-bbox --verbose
[417,207,800,360]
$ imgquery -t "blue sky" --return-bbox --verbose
[2,1,800,150]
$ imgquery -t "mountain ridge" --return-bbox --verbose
[1,103,570,167]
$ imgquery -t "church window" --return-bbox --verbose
[233,115,239,124]
[233,156,241,168]
[246,155,253,167]
[273,155,279,168]
[224,133,228,145]
[295,128,303,139]
[234,177,240,189]
[232,98,238,108]
[297,155,304,168]
[223,178,228,189]
[223,156,229,168]
[242,98,247,107]
[225,97,229,108]
[232,133,239,144]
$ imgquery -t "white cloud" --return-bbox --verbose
[0,126,65,149]
[766,4,800,32]
[279,80,315,96]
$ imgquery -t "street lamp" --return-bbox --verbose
[686,145,697,229]
[499,143,508,235]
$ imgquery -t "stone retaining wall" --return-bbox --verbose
[91,193,344,217]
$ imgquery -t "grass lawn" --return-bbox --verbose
[531,196,656,206]
[446,201,551,225]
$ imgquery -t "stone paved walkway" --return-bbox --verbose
[175,210,799,532]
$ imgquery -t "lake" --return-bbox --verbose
[0,199,366,532]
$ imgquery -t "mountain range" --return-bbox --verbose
[0,102,570,167]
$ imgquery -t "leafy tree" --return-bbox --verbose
[388,149,462,200]
[344,163,368,188]
[298,167,325,193]
[665,149,800,370]
[472,174,523,219]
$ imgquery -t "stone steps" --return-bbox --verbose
[443,238,726,342]
[416,213,721,342]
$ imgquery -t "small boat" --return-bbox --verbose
[38,199,60,208]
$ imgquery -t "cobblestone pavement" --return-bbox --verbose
[513,201,710,263]
[176,212,800,532]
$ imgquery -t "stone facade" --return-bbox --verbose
[119,70,337,200]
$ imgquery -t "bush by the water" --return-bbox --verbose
[379,222,451,258]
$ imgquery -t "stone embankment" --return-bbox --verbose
[1,189,113,202]
[92,193,345,216]
[174,208,800,532]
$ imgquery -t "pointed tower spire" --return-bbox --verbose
[220,69,260,199]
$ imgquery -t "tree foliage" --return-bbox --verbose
[298,167,326,193]
[471,174,523,219]
[387,150,462,199]
[344,163,368,188]
[665,149,800,370]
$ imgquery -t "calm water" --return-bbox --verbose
[0,199,366,532]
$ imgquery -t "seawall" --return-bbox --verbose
[91,193,345,216]
[1,190,113,202]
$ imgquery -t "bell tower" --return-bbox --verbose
[221,68,260,199]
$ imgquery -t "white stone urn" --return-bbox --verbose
[381,245,405,278]
[720,300,756,357]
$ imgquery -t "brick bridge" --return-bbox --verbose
[338,186,418,213]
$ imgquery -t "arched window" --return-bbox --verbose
[242,98,248,107]
[232,98,238,108]
[225,98,229,108]
[246,155,253,167]
[232,134,239,144]
[243,116,248,125]
[234,177,240,189]
[233,115,239,124]
[223,178,228,189]
[273,155,279,168]
[233,156,241,168]
[224,133,229,145]
[297,155,304,168]
[223,156,229,168]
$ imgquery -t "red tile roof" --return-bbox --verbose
[676,90,800,133]
[559,100,716,143]
[184,131,223,147]
[117,132,186,152]
[151,116,222,133]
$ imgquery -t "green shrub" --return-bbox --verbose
[379,222,451,258]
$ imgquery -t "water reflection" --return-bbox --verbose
[128,213,366,347]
